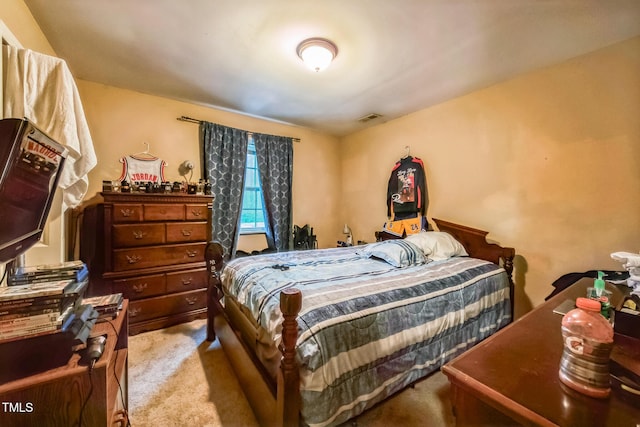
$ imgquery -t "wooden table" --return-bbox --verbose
[442,279,640,427]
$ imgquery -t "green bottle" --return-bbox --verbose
[590,271,611,319]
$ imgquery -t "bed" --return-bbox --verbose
[205,218,515,427]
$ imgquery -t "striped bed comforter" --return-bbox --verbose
[221,245,511,427]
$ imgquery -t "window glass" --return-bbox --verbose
[240,139,266,233]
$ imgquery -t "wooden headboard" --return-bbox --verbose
[432,218,515,267]
[375,218,515,285]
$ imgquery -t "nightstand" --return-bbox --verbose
[0,300,129,426]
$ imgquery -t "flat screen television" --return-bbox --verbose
[0,118,68,265]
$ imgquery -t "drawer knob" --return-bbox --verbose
[191,210,202,217]
[181,229,193,237]
[126,254,142,264]
[130,307,141,317]
[181,277,193,285]
[133,283,148,293]
[186,250,197,258]
[133,230,147,239]
[120,208,135,217]
[185,297,197,305]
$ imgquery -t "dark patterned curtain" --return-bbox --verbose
[200,121,248,259]
[253,133,293,251]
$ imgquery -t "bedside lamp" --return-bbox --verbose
[342,224,353,246]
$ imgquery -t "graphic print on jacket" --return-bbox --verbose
[386,156,427,218]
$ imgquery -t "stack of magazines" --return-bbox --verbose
[0,277,87,342]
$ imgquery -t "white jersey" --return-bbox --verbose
[119,155,166,183]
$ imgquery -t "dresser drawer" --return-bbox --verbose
[112,223,165,247]
[113,273,166,300]
[185,204,209,220]
[144,204,184,221]
[112,204,143,222]
[128,289,207,322]
[166,268,208,293]
[166,222,208,243]
[112,243,206,271]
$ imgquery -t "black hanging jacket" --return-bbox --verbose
[386,156,427,218]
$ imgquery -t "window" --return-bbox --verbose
[240,139,266,233]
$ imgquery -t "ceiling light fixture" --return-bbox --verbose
[296,38,338,72]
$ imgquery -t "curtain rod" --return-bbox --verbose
[177,116,301,142]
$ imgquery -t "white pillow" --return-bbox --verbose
[405,231,468,261]
[359,240,427,268]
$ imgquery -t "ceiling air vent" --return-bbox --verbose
[358,113,382,123]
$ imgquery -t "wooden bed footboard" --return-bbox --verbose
[205,241,303,426]
[204,219,516,427]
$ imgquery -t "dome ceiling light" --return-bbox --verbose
[296,38,338,72]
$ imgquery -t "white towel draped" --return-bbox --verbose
[3,45,97,209]
[611,251,640,296]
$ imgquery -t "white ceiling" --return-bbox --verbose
[24,0,640,137]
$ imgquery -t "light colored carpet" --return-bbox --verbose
[128,319,455,427]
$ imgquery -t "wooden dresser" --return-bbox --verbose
[80,192,213,335]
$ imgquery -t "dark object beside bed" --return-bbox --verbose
[205,218,515,427]
[545,270,629,300]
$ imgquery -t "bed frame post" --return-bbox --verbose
[278,288,302,427]
[205,241,225,342]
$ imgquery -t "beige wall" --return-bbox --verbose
[75,81,342,251]
[0,0,55,56]
[3,1,639,318]
[341,37,640,317]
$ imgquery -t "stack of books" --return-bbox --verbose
[8,260,88,286]
[0,277,87,342]
[82,293,124,320]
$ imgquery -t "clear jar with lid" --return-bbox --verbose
[559,297,614,398]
